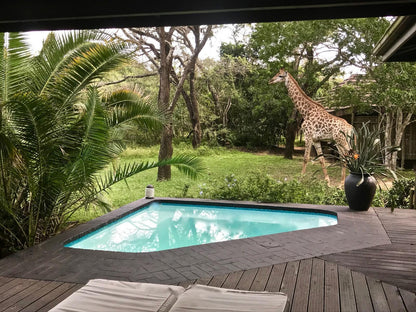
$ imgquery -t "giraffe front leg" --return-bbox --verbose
[302,139,312,175]
[337,141,350,184]
[341,165,346,182]
[313,142,330,185]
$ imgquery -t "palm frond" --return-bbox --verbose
[0,29,204,251]
[0,32,31,102]
[103,89,164,130]
[31,30,107,92]
[48,41,129,108]
[63,87,112,189]
[5,94,59,166]
[95,155,204,195]
[29,30,128,107]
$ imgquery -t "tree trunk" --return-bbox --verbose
[170,25,211,150]
[223,98,232,127]
[383,109,413,171]
[284,108,299,159]
[124,26,211,180]
[157,123,173,180]
[392,109,412,171]
[157,27,174,181]
[182,64,202,149]
[384,112,393,169]
[189,70,202,148]
[182,86,202,149]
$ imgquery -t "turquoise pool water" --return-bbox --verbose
[66,202,337,253]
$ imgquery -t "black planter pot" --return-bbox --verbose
[344,173,377,211]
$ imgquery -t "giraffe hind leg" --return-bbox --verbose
[313,142,330,184]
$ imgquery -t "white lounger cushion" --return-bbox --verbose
[170,284,287,312]
[49,279,184,312]
[50,279,287,312]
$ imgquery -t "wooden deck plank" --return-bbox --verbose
[338,265,357,312]
[34,284,82,312]
[235,268,258,290]
[4,281,64,312]
[279,260,299,312]
[321,250,416,264]
[324,261,340,312]
[249,265,272,291]
[399,288,416,312]
[0,278,37,304]
[323,254,416,267]
[0,277,15,295]
[382,282,407,312]
[0,280,50,312]
[367,277,391,312]
[291,258,312,312]
[221,270,243,289]
[194,276,212,286]
[308,258,324,312]
[0,276,13,288]
[207,273,228,288]
[351,271,373,312]
[0,278,19,295]
[265,263,286,292]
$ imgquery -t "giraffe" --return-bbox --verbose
[269,69,353,184]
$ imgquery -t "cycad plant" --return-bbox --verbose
[335,123,397,185]
[0,31,202,252]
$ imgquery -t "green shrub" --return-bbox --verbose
[197,171,347,205]
[385,178,415,209]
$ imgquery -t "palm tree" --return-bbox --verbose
[0,31,202,252]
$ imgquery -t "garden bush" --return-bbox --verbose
[385,178,415,209]
[197,171,348,205]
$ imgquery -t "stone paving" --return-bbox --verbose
[0,198,391,285]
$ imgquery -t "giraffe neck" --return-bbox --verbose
[285,73,324,117]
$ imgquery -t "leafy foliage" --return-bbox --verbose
[198,54,291,148]
[335,124,384,174]
[245,18,391,156]
[385,178,415,209]
[0,31,202,254]
[197,172,347,205]
[329,62,416,171]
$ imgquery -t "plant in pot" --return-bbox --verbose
[336,123,397,211]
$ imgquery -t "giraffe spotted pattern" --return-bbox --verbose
[269,69,353,184]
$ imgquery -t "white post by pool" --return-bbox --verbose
[145,185,154,199]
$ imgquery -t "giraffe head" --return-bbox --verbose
[269,68,288,84]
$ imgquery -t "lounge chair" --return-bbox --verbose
[50,279,288,312]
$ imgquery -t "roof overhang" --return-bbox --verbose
[1,1,416,32]
[374,15,416,62]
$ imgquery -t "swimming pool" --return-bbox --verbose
[66,201,337,253]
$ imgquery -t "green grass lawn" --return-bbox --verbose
[70,144,412,223]
[106,144,343,208]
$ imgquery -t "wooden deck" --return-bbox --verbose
[1,207,416,311]
[0,276,82,312]
[1,259,416,312]
[180,259,416,312]
[322,207,416,292]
